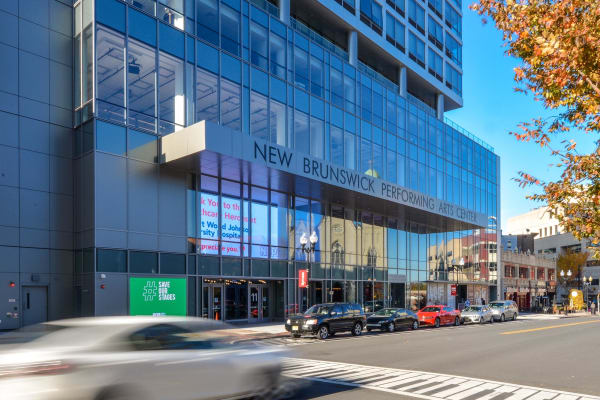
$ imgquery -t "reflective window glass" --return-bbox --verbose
[128,129,157,162]
[269,99,286,146]
[158,52,185,125]
[294,111,309,154]
[310,117,324,159]
[96,0,125,32]
[128,39,157,124]
[130,251,158,273]
[269,31,286,78]
[96,26,125,109]
[250,91,268,140]
[331,126,344,166]
[196,0,219,45]
[159,23,185,58]
[196,67,218,123]
[160,253,186,274]
[96,120,126,155]
[221,79,241,130]
[221,4,240,55]
[250,22,268,70]
[128,8,157,46]
[97,249,126,272]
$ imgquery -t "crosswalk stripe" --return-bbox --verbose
[281,358,600,400]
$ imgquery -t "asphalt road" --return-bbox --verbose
[282,315,600,399]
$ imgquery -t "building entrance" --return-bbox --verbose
[249,284,270,321]
[202,284,224,321]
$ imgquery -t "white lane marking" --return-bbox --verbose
[282,358,600,400]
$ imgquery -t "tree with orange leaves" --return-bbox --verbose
[471,0,600,255]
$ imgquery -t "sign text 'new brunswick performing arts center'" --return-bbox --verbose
[251,140,487,227]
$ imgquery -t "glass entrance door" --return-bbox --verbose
[203,285,224,321]
[249,285,270,321]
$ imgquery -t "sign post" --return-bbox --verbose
[129,277,187,316]
[451,284,457,296]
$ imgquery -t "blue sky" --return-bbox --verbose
[446,8,596,229]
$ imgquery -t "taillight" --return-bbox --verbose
[0,361,73,379]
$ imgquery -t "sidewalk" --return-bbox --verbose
[225,322,288,340]
[520,311,596,320]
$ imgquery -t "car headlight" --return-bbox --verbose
[305,319,318,326]
[286,319,291,325]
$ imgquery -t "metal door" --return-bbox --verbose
[249,285,270,321]
[203,285,224,321]
[22,286,47,326]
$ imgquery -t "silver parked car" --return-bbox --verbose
[0,317,286,400]
[461,305,494,324]
[489,300,519,322]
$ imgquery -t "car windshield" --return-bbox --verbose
[421,307,440,312]
[464,306,482,312]
[489,303,504,308]
[305,305,332,315]
[374,309,396,316]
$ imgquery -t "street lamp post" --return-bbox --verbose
[299,231,318,311]
[583,276,592,311]
[560,269,572,315]
[451,257,465,309]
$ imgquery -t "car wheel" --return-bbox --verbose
[500,314,505,322]
[387,322,395,333]
[513,313,517,321]
[351,322,363,336]
[489,316,493,324]
[412,321,419,330]
[434,318,440,328]
[291,333,301,338]
[455,317,460,326]
[318,325,329,340]
[95,386,136,400]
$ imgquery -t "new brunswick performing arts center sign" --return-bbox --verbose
[161,121,489,228]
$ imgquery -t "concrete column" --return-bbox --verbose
[279,0,290,25]
[398,66,407,98]
[348,30,358,66]
[436,93,445,119]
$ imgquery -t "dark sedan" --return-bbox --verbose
[366,308,419,332]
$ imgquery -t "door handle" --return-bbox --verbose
[26,292,30,309]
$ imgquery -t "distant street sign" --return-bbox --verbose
[298,269,308,288]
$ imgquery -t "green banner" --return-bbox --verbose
[129,277,187,316]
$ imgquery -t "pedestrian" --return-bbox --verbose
[592,301,596,315]
[481,297,485,305]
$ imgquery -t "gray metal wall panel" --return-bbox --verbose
[158,235,187,253]
[95,229,127,249]
[19,19,49,58]
[0,226,19,247]
[20,0,50,27]
[49,31,72,66]
[49,105,71,127]
[0,44,18,94]
[128,232,158,251]
[95,153,127,230]
[0,246,19,273]
[128,160,158,233]
[20,228,50,248]
[20,247,50,274]
[0,92,18,114]
[50,192,73,232]
[19,97,49,122]
[50,155,73,195]
[0,185,19,226]
[50,230,73,250]
[19,51,49,103]
[49,124,72,157]
[0,10,18,48]
[20,188,50,229]
[20,150,50,191]
[49,61,72,109]
[20,117,50,154]
[49,0,72,36]
[50,249,72,274]
[95,273,128,316]
[0,145,19,187]
[0,273,21,330]
[0,111,18,148]
[158,167,186,236]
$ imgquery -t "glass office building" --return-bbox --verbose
[0,0,499,328]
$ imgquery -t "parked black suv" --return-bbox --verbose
[285,303,367,340]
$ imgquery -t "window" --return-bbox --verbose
[386,13,405,52]
[408,32,425,68]
[221,79,241,131]
[269,100,286,145]
[331,126,344,166]
[158,0,184,30]
[130,251,158,273]
[96,120,126,155]
[294,45,309,90]
[128,39,157,129]
[220,4,240,56]
[537,268,545,281]
[197,0,218,45]
[360,0,383,34]
[386,0,405,17]
[428,48,443,81]
[445,1,462,37]
[331,65,344,108]
[158,51,185,126]
[408,0,425,34]
[428,16,443,50]
[128,129,157,162]
[250,91,268,140]
[269,30,286,79]
[445,63,461,95]
[160,253,186,274]
[445,33,462,66]
[335,0,356,13]
[96,26,125,120]
[428,0,442,18]
[97,249,126,272]
[250,22,268,70]
[196,67,218,124]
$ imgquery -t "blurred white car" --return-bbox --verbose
[0,317,286,400]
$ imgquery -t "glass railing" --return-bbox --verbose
[250,0,279,17]
[444,117,494,152]
[290,17,349,61]
[357,61,398,92]
[407,93,436,117]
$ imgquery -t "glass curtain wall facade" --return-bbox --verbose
[74,0,498,320]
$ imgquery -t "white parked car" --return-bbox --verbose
[461,305,494,324]
[0,317,286,400]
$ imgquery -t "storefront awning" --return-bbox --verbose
[160,121,489,230]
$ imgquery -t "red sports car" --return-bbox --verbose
[417,305,461,328]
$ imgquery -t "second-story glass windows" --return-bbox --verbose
[386,0,405,17]
[445,33,461,66]
[335,0,356,14]
[310,47,324,97]
[220,3,240,56]
[250,21,269,70]
[294,36,309,90]
[386,13,405,52]
[158,51,185,127]
[408,0,425,35]
[158,0,184,30]
[360,0,383,35]
[408,32,425,68]
[197,0,218,45]
[445,63,461,95]
[428,0,442,19]
[96,25,125,121]
[428,16,443,50]
[445,1,462,38]
[428,48,443,82]
[196,67,219,124]
[269,22,286,79]
[128,39,157,131]
[331,61,344,108]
